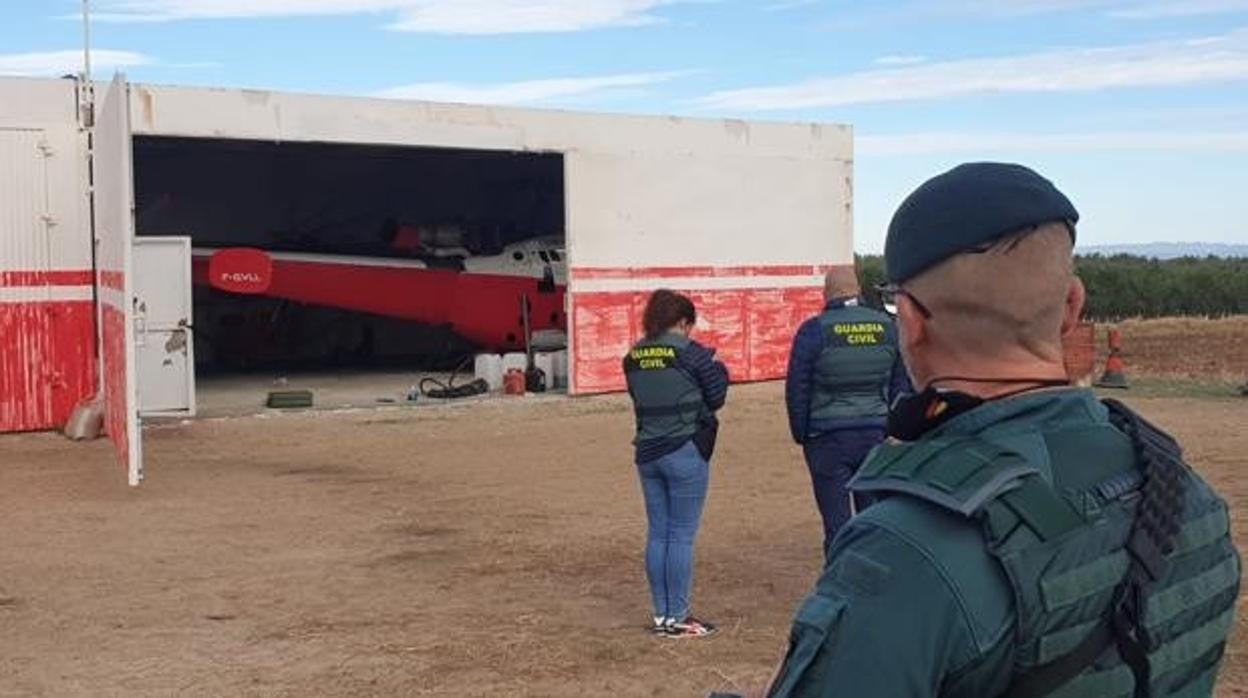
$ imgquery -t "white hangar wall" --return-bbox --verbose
[126,83,855,394]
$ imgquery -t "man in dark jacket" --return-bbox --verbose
[785,266,910,559]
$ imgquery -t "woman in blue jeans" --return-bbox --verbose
[622,289,729,639]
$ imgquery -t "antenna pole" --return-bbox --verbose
[82,0,92,84]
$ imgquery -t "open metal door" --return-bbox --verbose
[134,237,196,417]
[94,74,143,485]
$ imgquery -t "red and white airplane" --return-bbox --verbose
[191,236,567,351]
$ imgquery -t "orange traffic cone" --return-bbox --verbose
[1096,328,1130,389]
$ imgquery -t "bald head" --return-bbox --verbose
[824,266,861,301]
[905,222,1078,363]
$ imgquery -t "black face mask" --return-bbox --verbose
[886,377,1071,442]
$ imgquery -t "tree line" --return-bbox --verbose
[855,254,1247,320]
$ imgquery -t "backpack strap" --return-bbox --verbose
[1003,399,1190,698]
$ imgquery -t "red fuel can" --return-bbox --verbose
[504,369,527,396]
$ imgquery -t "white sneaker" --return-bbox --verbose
[663,615,718,639]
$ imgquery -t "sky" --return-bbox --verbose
[2,0,1246,253]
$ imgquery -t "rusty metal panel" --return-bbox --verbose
[0,128,53,431]
[0,128,96,432]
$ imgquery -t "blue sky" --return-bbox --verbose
[2,0,1246,253]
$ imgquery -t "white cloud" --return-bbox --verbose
[89,0,428,20]
[375,71,687,105]
[858,130,1248,155]
[385,1,676,32]
[0,50,152,77]
[89,0,686,33]
[874,55,928,66]
[697,29,1248,110]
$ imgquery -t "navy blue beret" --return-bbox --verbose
[884,162,1079,283]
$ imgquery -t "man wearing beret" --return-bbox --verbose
[759,163,1239,697]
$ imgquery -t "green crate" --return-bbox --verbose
[266,390,314,409]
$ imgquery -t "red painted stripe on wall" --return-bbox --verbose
[98,270,125,292]
[570,264,848,281]
[0,301,98,433]
[0,270,95,287]
[570,287,825,395]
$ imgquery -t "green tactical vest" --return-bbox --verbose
[810,305,898,422]
[851,399,1239,698]
[623,334,707,444]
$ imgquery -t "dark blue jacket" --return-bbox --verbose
[785,298,911,444]
[627,337,729,464]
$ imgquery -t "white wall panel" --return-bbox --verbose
[0,77,79,128]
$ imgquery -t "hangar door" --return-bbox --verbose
[93,74,144,485]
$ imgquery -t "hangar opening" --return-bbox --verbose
[131,135,568,414]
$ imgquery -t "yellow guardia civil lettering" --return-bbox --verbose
[630,346,677,360]
[832,323,886,335]
[846,333,881,345]
[833,323,885,346]
[631,345,677,369]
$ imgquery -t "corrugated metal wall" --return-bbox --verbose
[94,75,142,483]
[1,129,54,429]
[0,79,96,434]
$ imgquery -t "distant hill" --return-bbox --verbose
[1077,242,1248,259]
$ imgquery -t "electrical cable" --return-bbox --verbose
[419,356,488,399]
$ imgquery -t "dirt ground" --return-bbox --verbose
[1104,316,1248,382]
[193,369,542,419]
[1,382,1246,697]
